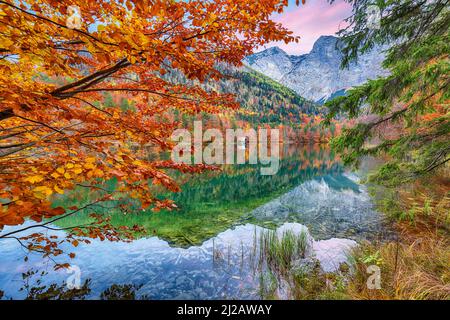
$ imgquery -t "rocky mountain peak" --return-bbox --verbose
[243,46,292,81]
[311,35,337,51]
[309,36,342,60]
[244,36,388,102]
[266,46,286,54]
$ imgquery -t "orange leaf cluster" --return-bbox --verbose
[0,0,302,230]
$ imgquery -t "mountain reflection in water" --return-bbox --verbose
[0,144,391,299]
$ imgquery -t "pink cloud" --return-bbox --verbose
[263,0,353,55]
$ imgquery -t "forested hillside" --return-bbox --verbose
[217,67,323,125]
[158,64,323,127]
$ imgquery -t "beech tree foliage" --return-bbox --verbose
[0,0,301,249]
[326,0,449,185]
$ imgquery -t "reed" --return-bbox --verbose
[257,229,309,276]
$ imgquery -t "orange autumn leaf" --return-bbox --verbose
[0,0,306,242]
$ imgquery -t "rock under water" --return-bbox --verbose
[0,222,356,299]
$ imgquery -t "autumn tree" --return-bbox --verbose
[325,0,449,186]
[0,0,300,256]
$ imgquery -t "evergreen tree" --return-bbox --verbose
[326,0,449,186]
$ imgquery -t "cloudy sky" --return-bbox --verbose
[265,0,353,55]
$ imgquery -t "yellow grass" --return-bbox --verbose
[347,172,450,300]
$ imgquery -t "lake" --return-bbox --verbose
[0,144,392,299]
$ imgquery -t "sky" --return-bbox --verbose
[263,0,353,55]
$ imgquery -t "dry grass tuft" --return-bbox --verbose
[348,234,449,300]
[348,173,450,300]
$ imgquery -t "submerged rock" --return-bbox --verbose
[0,221,357,299]
[313,238,357,273]
[274,223,356,273]
[251,175,388,241]
[207,222,356,273]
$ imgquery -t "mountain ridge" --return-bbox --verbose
[243,35,389,102]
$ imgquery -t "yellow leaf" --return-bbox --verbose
[64,172,72,179]
[25,175,44,184]
[86,157,96,163]
[84,163,95,169]
[66,163,74,169]
[56,167,65,174]
[33,186,53,199]
[54,185,64,194]
[2,38,14,48]
[51,172,60,179]
[73,168,83,174]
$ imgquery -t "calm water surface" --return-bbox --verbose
[0,145,391,299]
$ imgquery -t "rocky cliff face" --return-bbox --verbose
[243,36,388,102]
[243,46,296,81]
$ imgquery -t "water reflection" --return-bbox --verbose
[252,173,391,240]
[54,144,348,247]
[0,223,356,300]
[0,144,391,299]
